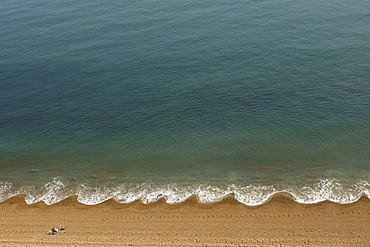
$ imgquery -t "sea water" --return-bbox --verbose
[1,0,370,205]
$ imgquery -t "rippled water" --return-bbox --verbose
[1,0,370,204]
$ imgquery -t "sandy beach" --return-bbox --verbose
[0,195,369,246]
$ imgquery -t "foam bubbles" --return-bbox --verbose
[114,183,193,204]
[76,184,114,205]
[0,181,13,202]
[24,178,70,205]
[231,184,276,205]
[1,178,369,206]
[288,179,369,204]
[195,184,231,203]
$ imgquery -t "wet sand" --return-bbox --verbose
[0,195,369,246]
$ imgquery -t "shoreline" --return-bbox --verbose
[1,195,369,246]
[1,178,369,205]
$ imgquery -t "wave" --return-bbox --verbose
[1,178,369,206]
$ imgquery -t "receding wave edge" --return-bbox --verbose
[1,178,369,206]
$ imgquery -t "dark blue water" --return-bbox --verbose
[1,0,370,205]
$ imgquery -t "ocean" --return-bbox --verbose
[1,0,370,205]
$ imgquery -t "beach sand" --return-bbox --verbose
[0,195,369,246]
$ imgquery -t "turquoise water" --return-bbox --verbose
[1,0,370,204]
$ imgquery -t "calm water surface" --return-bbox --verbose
[1,0,370,204]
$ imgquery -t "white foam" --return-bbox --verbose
[114,183,193,204]
[288,179,369,204]
[1,178,369,206]
[24,178,70,205]
[195,184,231,203]
[76,184,114,205]
[0,181,13,202]
[231,184,276,206]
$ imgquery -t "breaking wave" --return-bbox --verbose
[0,178,369,206]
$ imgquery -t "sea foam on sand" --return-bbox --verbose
[0,178,369,206]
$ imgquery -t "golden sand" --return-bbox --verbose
[0,195,369,246]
